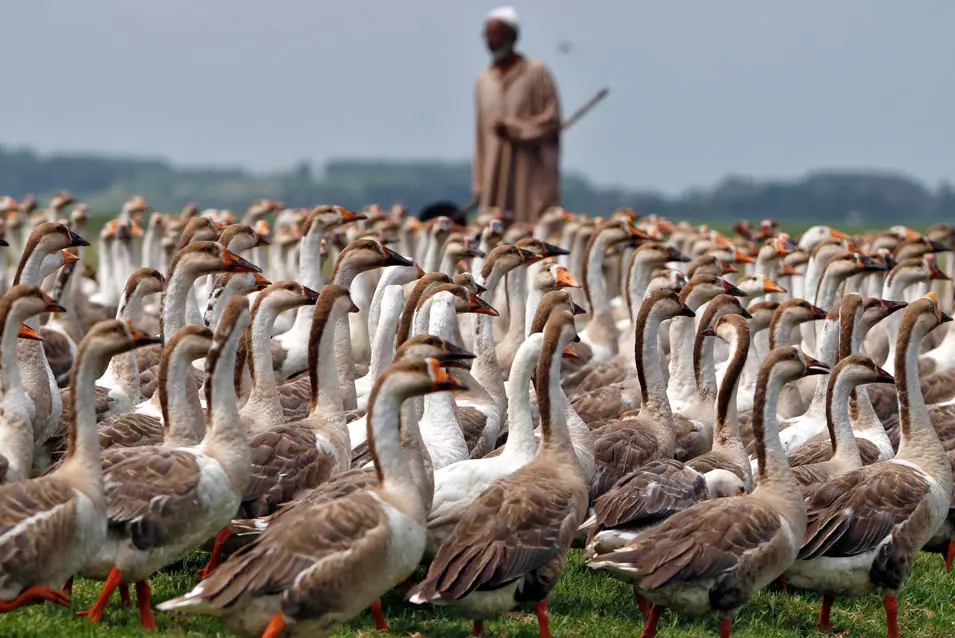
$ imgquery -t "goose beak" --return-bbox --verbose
[734,250,756,264]
[61,249,79,265]
[762,278,786,294]
[124,320,163,347]
[929,261,951,281]
[810,305,828,320]
[302,286,320,305]
[429,358,468,392]
[382,246,413,268]
[739,306,753,319]
[780,264,800,277]
[339,208,367,224]
[666,246,690,263]
[929,238,951,254]
[561,346,579,359]
[0,236,8,247]
[468,293,499,317]
[701,327,717,338]
[42,292,66,314]
[803,354,830,376]
[873,366,895,384]
[721,262,738,275]
[542,241,569,257]
[571,302,587,316]
[69,230,90,247]
[722,279,747,297]
[830,229,850,240]
[941,311,953,324]
[415,263,426,278]
[436,349,476,370]
[17,324,43,341]
[463,247,486,259]
[859,254,886,272]
[255,234,271,247]
[880,299,907,315]
[518,248,543,264]
[223,249,261,274]
[556,267,580,288]
[678,303,695,318]
[252,273,272,290]
[472,282,488,295]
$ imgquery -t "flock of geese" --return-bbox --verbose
[1,192,955,637]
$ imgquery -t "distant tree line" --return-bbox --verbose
[2,145,954,224]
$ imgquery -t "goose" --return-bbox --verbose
[589,290,695,500]
[365,261,424,355]
[12,222,89,463]
[77,297,252,629]
[0,319,157,615]
[0,285,66,482]
[766,299,827,418]
[273,205,365,381]
[788,354,894,489]
[786,295,954,637]
[585,347,827,638]
[426,308,579,557]
[408,309,589,638]
[584,312,754,572]
[159,357,466,637]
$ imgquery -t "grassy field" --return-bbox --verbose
[1,550,954,637]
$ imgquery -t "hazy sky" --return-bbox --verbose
[5,1,954,193]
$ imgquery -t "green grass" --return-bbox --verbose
[2,550,955,636]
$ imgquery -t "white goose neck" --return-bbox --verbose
[501,333,544,459]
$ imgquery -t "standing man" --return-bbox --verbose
[473,7,562,226]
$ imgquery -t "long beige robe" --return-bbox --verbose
[474,57,561,225]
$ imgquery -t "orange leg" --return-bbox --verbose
[535,600,551,638]
[120,584,132,607]
[0,586,71,612]
[633,585,650,620]
[946,540,955,572]
[885,595,899,638]
[77,566,124,623]
[197,527,233,580]
[640,604,663,638]
[471,619,485,636]
[817,593,835,631]
[719,618,733,638]
[370,597,389,632]
[262,613,287,638]
[136,580,157,631]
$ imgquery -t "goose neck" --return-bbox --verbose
[160,350,206,445]
[713,332,746,450]
[310,307,346,415]
[245,303,282,413]
[502,333,544,458]
[366,286,403,385]
[201,328,251,491]
[825,372,863,465]
[162,267,200,341]
[536,333,577,462]
[752,370,800,493]
[584,234,613,312]
[895,323,945,466]
[59,346,108,481]
[635,309,671,418]
[400,397,433,509]
[505,268,527,339]
[368,377,419,501]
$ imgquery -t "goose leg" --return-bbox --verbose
[370,597,389,632]
[535,600,551,638]
[632,585,650,620]
[77,566,124,623]
[470,620,484,636]
[640,604,663,638]
[884,594,899,638]
[946,540,955,572]
[262,613,287,638]
[817,593,835,631]
[719,618,733,638]
[197,527,232,579]
[120,584,132,607]
[135,580,157,631]
[0,586,71,612]
[777,575,789,596]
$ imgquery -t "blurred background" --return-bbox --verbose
[3,1,954,225]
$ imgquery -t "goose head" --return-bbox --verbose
[122,267,165,304]
[516,236,570,259]
[176,217,221,250]
[376,356,469,400]
[450,272,486,296]
[14,222,88,284]
[734,274,784,298]
[219,223,271,253]
[421,284,498,316]
[640,290,695,324]
[79,319,163,376]
[687,254,736,278]
[333,238,412,277]
[1,285,66,327]
[164,324,215,363]
[38,249,80,280]
[479,244,540,282]
[893,235,950,261]
[760,347,830,391]
[302,205,366,238]
[121,195,149,221]
[768,298,826,348]
[747,301,781,334]
[180,203,199,220]
[829,354,894,387]
[646,269,688,296]
[254,281,320,316]
[243,199,283,224]
[680,274,745,309]
[858,297,907,335]
[530,290,587,334]
[897,292,952,342]
[396,334,476,370]
[49,191,75,215]
[798,225,850,252]
[533,262,579,293]
[633,242,691,269]
[885,257,949,297]
[171,241,261,279]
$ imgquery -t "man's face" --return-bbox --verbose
[484,20,515,59]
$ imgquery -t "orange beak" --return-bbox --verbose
[555,266,579,288]
[468,293,499,317]
[762,278,787,294]
[61,249,79,265]
[734,249,756,264]
[42,292,66,313]
[779,264,800,277]
[17,324,43,341]
[223,249,261,274]
[721,262,738,275]
[429,358,469,392]
[561,346,579,359]
[123,319,164,347]
[253,272,272,290]
[339,208,367,224]
[929,261,951,281]
[830,228,850,240]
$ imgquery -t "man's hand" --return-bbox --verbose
[492,119,509,139]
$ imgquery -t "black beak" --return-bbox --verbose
[383,246,413,267]
[0,236,8,247]
[572,302,587,316]
[134,334,164,348]
[303,286,320,305]
[542,241,569,257]
[69,230,90,247]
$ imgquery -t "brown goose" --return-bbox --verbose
[586,347,827,638]
[0,320,157,615]
[159,357,465,637]
[786,295,953,637]
[408,309,589,638]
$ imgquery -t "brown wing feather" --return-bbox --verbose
[190,491,390,621]
[590,420,668,500]
[410,468,587,602]
[789,437,883,467]
[591,459,706,533]
[0,478,77,592]
[800,463,930,560]
[277,375,311,423]
[239,426,323,518]
[101,449,205,549]
[686,453,747,482]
